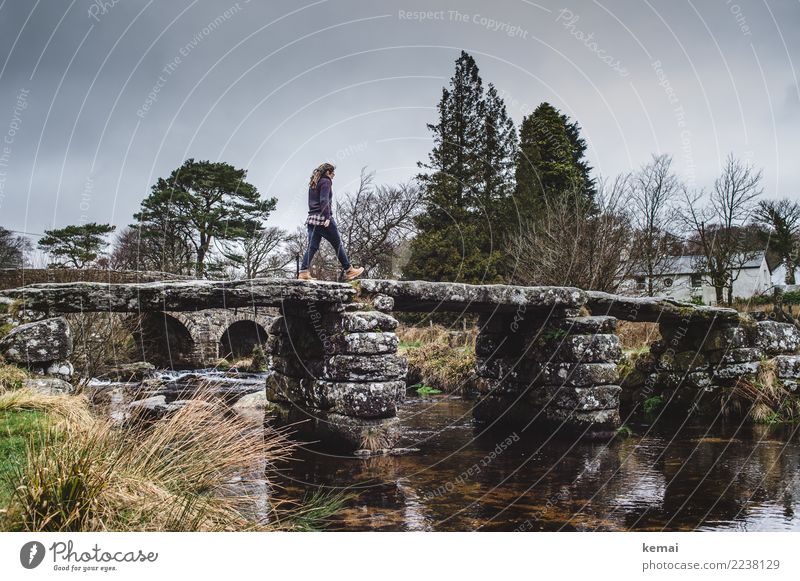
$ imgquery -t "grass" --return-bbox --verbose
[414,384,442,396]
[615,425,634,438]
[0,388,338,531]
[214,350,268,373]
[0,389,94,426]
[273,489,352,531]
[399,324,477,394]
[616,321,660,353]
[0,410,50,507]
[0,322,13,338]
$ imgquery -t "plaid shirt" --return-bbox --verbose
[306,213,329,226]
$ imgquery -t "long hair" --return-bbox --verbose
[308,162,335,189]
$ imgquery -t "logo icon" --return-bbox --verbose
[20,541,46,569]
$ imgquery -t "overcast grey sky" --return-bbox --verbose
[0,0,798,241]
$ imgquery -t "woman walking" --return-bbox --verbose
[298,163,364,281]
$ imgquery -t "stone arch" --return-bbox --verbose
[135,312,197,369]
[160,308,275,365]
[218,320,268,359]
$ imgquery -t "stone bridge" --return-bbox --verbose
[139,308,274,368]
[2,278,800,451]
[0,268,275,368]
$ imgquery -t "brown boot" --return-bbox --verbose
[297,270,315,281]
[344,266,365,281]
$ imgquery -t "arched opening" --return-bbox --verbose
[219,320,268,360]
[135,313,196,369]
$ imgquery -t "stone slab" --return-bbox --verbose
[586,291,741,325]
[754,321,800,355]
[323,354,408,382]
[357,279,585,313]
[545,384,622,411]
[1,278,355,314]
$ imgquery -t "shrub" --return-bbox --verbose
[643,395,665,414]
[66,313,138,386]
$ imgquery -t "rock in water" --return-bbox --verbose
[97,362,157,382]
[22,377,76,395]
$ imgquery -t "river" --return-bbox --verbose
[276,395,800,531]
[93,374,800,531]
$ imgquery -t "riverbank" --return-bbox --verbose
[0,377,346,532]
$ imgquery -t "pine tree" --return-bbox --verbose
[514,103,593,225]
[405,52,516,283]
[134,159,276,277]
[38,223,115,268]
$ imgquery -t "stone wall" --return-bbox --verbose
[0,268,188,290]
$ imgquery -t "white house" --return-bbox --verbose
[623,253,773,304]
[770,262,800,287]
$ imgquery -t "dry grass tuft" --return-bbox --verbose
[730,359,800,423]
[0,389,94,426]
[2,393,300,531]
[399,324,477,394]
[359,427,392,453]
[0,363,29,392]
[616,321,661,353]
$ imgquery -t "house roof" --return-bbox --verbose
[632,252,767,277]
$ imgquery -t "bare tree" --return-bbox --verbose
[337,169,422,278]
[509,175,633,292]
[629,154,682,296]
[217,226,291,279]
[754,199,800,284]
[111,225,195,275]
[0,226,31,268]
[681,154,764,303]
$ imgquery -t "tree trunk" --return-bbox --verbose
[786,257,796,285]
[196,246,206,277]
[715,285,724,305]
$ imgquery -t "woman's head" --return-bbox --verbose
[309,162,335,188]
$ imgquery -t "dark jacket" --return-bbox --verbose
[308,176,332,219]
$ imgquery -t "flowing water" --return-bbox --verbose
[277,396,800,531]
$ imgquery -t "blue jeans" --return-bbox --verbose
[300,217,351,271]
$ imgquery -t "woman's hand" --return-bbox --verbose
[323,219,330,227]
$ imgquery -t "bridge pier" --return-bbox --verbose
[473,312,622,437]
[265,301,406,451]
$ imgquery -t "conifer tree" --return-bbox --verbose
[514,103,594,225]
[405,52,516,283]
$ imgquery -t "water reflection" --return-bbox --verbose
[277,396,800,531]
